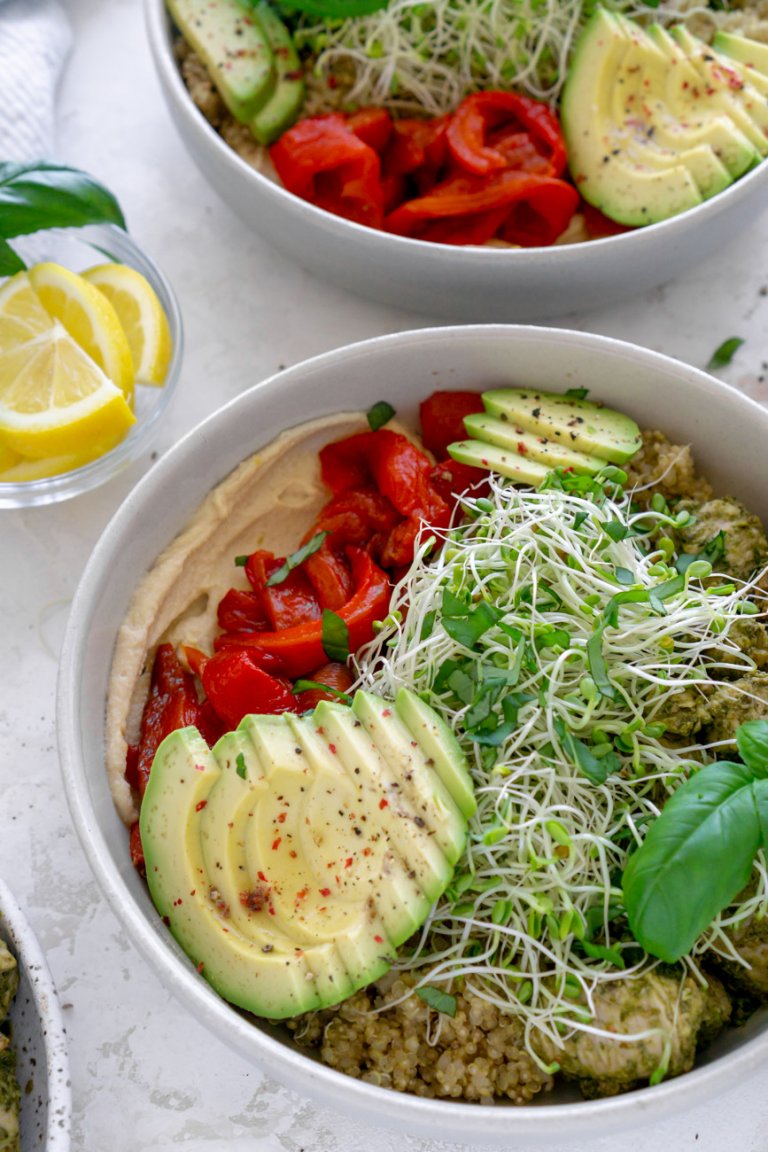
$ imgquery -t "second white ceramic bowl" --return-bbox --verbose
[145,0,768,322]
[58,325,768,1145]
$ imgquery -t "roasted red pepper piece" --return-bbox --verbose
[419,390,485,458]
[129,821,145,874]
[319,430,380,494]
[347,106,393,153]
[215,547,391,678]
[429,458,490,505]
[384,170,578,247]
[313,486,401,548]
[217,587,269,633]
[244,550,323,630]
[370,431,451,526]
[293,661,355,711]
[201,648,298,730]
[302,542,354,610]
[447,91,567,178]
[383,116,450,192]
[270,114,385,229]
[128,643,201,797]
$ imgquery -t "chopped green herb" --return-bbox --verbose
[235,753,247,779]
[415,985,457,1017]
[564,387,589,400]
[707,336,744,370]
[366,399,396,431]
[234,555,249,567]
[321,609,350,664]
[266,531,328,587]
[292,679,353,704]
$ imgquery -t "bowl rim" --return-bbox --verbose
[57,323,768,1143]
[144,0,768,263]
[0,222,184,509]
[0,876,72,1152]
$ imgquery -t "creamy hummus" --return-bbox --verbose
[106,411,372,826]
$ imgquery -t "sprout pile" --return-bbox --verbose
[355,466,768,1068]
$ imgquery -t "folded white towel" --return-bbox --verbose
[0,0,72,161]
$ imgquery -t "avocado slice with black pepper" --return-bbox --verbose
[168,0,276,123]
[140,690,472,1018]
[249,3,305,145]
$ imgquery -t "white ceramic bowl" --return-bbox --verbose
[58,325,768,1144]
[0,223,183,510]
[0,879,71,1152]
[144,0,768,323]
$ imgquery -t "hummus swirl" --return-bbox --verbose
[106,411,370,825]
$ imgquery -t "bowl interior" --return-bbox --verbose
[0,879,71,1152]
[59,325,768,1143]
[0,223,183,510]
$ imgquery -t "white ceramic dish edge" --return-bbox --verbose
[0,878,71,1152]
[58,325,768,1145]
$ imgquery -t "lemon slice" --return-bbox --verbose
[83,263,173,386]
[0,449,99,483]
[0,321,135,459]
[0,437,22,472]
[0,271,55,350]
[28,262,135,402]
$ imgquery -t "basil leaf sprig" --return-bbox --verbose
[623,719,768,963]
[0,161,126,274]
[265,530,328,586]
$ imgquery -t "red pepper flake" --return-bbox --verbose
[382,708,392,717]
[289,849,297,859]
[345,857,353,868]
[268,904,276,915]
[319,887,332,897]
[374,935,384,944]
[379,798,389,810]
[190,889,196,896]
[517,442,528,455]
[297,886,309,900]
[195,800,208,811]
[257,871,267,882]
[277,812,287,823]
[196,962,205,974]
[272,837,282,850]
[363,847,372,857]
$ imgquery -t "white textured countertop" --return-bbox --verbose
[3,1,768,1148]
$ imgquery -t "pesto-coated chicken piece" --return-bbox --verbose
[679,497,768,582]
[534,970,730,1095]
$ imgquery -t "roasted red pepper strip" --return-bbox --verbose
[383,116,450,193]
[385,170,578,247]
[201,648,298,729]
[244,550,323,629]
[128,643,201,797]
[303,542,354,611]
[216,587,269,633]
[447,91,568,178]
[419,390,485,458]
[347,106,393,153]
[429,458,490,505]
[270,115,385,229]
[215,548,391,678]
[293,661,355,711]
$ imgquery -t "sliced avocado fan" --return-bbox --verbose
[561,8,768,226]
[140,688,474,1018]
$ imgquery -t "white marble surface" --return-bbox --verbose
[3,0,768,1148]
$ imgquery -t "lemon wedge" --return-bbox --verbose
[0,320,135,459]
[83,263,172,386]
[0,448,99,482]
[28,262,135,402]
[0,437,22,472]
[0,271,55,349]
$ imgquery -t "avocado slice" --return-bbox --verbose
[249,3,305,146]
[447,440,552,487]
[394,687,476,820]
[463,413,612,477]
[140,693,472,1018]
[480,388,642,465]
[713,31,768,78]
[167,0,276,123]
[561,8,763,225]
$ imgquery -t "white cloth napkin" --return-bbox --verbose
[0,0,72,161]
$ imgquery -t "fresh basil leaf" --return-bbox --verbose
[0,161,126,238]
[0,237,25,274]
[647,573,684,615]
[266,531,328,586]
[419,610,436,642]
[441,588,470,618]
[573,510,589,530]
[564,387,589,400]
[415,986,457,1017]
[366,400,395,431]
[234,555,249,567]
[292,679,353,704]
[321,609,349,663]
[469,692,534,747]
[622,760,762,962]
[707,336,744,371]
[235,752,248,779]
[736,720,768,779]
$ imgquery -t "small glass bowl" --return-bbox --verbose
[0,223,184,509]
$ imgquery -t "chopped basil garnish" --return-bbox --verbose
[564,387,589,400]
[415,986,457,1017]
[292,679,353,704]
[707,336,744,370]
[367,400,396,431]
[234,555,249,567]
[235,753,247,779]
[321,609,350,663]
[266,531,328,587]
